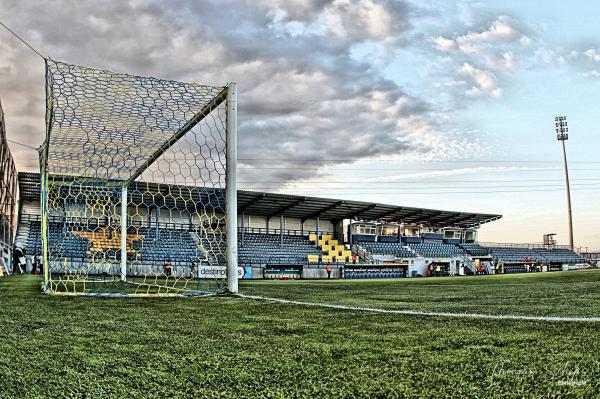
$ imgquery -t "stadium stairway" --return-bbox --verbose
[458,254,477,274]
[14,219,32,248]
[351,244,373,263]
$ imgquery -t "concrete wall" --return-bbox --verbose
[409,259,428,277]
[303,267,342,279]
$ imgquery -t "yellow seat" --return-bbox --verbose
[329,240,338,246]
[322,235,332,241]
[307,255,319,263]
[309,233,317,242]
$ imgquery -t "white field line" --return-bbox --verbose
[236,294,600,323]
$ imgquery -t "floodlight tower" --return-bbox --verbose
[554,116,574,250]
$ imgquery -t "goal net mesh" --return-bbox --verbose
[41,60,233,296]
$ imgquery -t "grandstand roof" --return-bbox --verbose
[18,172,501,228]
[236,191,501,228]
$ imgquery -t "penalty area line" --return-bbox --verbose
[236,294,600,323]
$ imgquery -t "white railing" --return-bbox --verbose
[352,244,373,263]
[479,241,572,250]
[460,255,477,274]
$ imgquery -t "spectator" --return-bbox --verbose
[163,259,173,277]
[13,243,25,274]
[32,255,40,275]
[325,264,333,279]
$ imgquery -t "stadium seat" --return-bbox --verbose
[238,233,323,265]
[358,242,416,258]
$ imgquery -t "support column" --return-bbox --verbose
[120,186,128,282]
[316,216,320,241]
[280,214,284,246]
[225,82,239,294]
[241,212,245,247]
[155,206,160,239]
[348,220,353,249]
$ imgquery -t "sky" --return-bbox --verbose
[0,0,598,249]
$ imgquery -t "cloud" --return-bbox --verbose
[559,46,600,78]
[584,48,600,62]
[488,51,515,72]
[372,166,560,182]
[325,0,411,43]
[456,16,521,54]
[431,36,456,52]
[583,70,600,78]
[432,16,525,56]
[424,15,541,103]
[456,0,485,27]
[0,0,483,187]
[458,62,502,97]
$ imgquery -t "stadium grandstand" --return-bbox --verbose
[15,171,588,280]
[0,100,17,276]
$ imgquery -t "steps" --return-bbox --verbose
[14,219,31,248]
[352,244,372,263]
[459,255,476,274]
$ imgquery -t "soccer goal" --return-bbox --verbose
[40,60,238,296]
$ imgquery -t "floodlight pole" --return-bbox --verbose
[226,82,239,294]
[120,186,128,282]
[555,116,574,250]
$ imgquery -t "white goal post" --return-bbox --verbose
[40,60,238,296]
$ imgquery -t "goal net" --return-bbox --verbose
[40,60,238,296]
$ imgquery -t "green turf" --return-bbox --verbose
[1,272,600,398]
[240,269,600,318]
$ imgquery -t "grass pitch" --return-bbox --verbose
[1,271,600,398]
